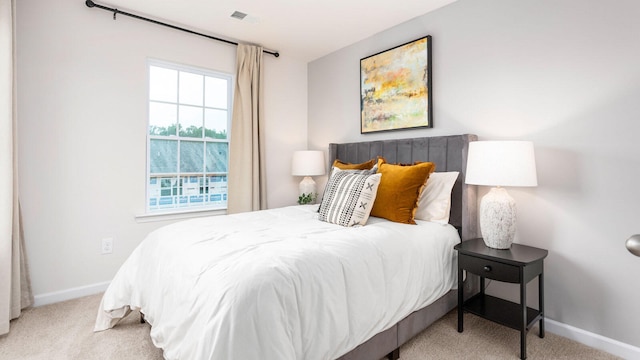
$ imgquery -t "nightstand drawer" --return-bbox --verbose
[459,254,520,283]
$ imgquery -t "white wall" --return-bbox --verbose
[16,0,306,298]
[309,0,640,350]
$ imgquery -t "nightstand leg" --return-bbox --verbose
[520,276,527,360]
[458,267,463,332]
[539,272,545,338]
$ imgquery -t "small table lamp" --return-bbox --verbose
[291,150,326,203]
[465,141,538,249]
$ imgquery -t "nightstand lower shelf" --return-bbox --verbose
[463,293,542,332]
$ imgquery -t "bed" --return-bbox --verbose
[95,134,479,360]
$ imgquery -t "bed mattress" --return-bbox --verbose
[95,205,459,360]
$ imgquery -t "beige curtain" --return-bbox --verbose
[227,44,267,213]
[0,0,33,336]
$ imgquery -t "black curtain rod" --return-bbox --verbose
[85,0,280,58]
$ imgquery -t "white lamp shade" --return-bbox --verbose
[292,150,326,176]
[465,141,537,187]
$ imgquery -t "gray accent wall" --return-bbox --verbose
[308,0,640,349]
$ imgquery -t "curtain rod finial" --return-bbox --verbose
[86,0,96,8]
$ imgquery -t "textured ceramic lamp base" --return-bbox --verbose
[480,187,517,249]
[299,176,317,197]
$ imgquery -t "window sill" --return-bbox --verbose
[135,208,227,223]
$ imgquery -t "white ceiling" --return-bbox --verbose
[91,0,457,62]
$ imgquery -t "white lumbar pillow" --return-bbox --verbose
[414,171,459,224]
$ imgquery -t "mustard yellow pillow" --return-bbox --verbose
[332,158,376,170]
[370,158,436,224]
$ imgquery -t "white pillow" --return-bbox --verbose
[318,168,381,227]
[414,171,459,224]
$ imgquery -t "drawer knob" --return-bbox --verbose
[483,265,492,272]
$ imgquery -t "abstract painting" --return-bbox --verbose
[360,36,432,133]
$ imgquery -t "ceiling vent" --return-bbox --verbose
[230,11,248,20]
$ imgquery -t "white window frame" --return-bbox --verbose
[144,59,233,217]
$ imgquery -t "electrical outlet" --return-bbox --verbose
[101,237,113,254]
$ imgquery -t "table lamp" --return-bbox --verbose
[465,141,538,249]
[291,150,326,203]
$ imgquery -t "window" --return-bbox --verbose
[147,60,232,213]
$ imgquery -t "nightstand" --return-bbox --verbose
[455,238,548,360]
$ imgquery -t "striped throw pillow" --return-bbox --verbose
[318,168,381,227]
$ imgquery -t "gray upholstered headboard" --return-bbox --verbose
[328,134,478,241]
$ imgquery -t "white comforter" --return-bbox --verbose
[95,205,459,360]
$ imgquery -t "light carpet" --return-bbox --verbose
[0,293,620,360]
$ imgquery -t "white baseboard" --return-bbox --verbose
[33,281,110,307]
[546,318,640,359]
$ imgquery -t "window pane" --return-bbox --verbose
[148,176,179,209]
[181,176,200,195]
[205,76,227,109]
[180,141,204,173]
[150,139,178,173]
[160,177,179,196]
[208,175,228,206]
[149,66,177,102]
[179,71,203,106]
[206,142,228,173]
[178,176,204,206]
[179,105,203,138]
[149,102,177,135]
[148,177,160,208]
[204,109,228,139]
